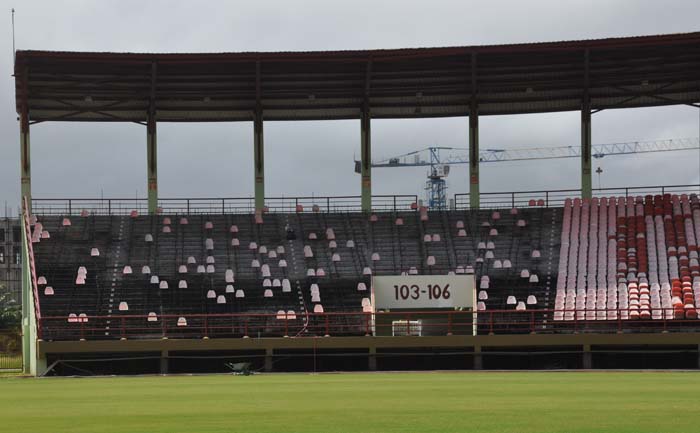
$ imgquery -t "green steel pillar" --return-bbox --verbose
[20,212,38,375]
[360,108,372,212]
[20,111,31,209]
[469,101,480,209]
[19,107,34,374]
[21,227,31,374]
[581,104,592,199]
[146,114,158,214]
[254,110,265,211]
[581,49,592,199]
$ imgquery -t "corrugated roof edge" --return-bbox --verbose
[14,31,700,64]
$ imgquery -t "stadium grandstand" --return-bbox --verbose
[12,31,700,376]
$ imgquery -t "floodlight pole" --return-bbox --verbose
[469,53,480,209]
[581,49,593,199]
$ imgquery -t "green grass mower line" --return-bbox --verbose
[1,372,699,433]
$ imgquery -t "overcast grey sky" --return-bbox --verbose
[1,0,699,214]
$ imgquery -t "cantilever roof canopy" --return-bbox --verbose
[14,32,700,123]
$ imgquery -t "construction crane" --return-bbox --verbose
[354,137,700,209]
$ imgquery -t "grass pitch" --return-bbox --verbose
[1,372,699,433]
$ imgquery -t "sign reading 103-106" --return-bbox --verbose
[372,275,475,309]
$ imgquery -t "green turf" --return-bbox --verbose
[1,372,699,433]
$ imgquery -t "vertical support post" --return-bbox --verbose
[361,60,373,213]
[21,223,31,374]
[368,346,377,371]
[147,62,158,214]
[581,49,593,199]
[254,110,265,211]
[264,347,273,372]
[360,107,371,212]
[469,100,479,209]
[473,345,483,370]
[469,53,480,209]
[254,61,265,212]
[582,344,592,369]
[19,65,31,210]
[581,108,592,199]
[20,201,38,375]
[146,113,158,214]
[20,112,31,208]
[160,350,169,374]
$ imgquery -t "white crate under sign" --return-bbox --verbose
[392,320,422,336]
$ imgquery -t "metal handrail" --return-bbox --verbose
[30,183,700,215]
[31,194,419,215]
[453,183,700,209]
[38,307,700,341]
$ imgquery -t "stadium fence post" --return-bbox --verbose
[473,346,483,370]
[368,346,377,371]
[264,348,273,372]
[160,350,169,374]
[582,344,592,369]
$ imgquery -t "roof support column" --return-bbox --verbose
[146,113,158,214]
[254,61,265,212]
[581,105,592,199]
[147,63,158,215]
[20,108,31,210]
[469,101,480,209]
[581,49,592,199]
[19,65,31,211]
[469,53,480,209]
[254,108,265,212]
[361,60,373,213]
[360,106,371,212]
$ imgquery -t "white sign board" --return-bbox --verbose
[372,275,475,309]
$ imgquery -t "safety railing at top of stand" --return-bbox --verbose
[453,184,700,209]
[31,195,419,216]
